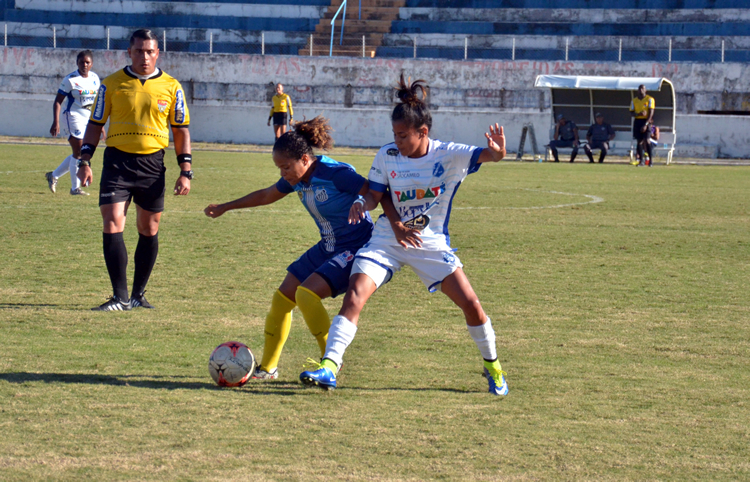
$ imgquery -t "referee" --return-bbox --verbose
[77,29,193,311]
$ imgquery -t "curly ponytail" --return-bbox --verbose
[273,115,334,160]
[391,73,432,131]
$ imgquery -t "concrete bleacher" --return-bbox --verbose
[0,0,329,54]
[378,3,750,61]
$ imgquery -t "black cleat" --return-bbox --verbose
[92,295,131,312]
[130,291,154,309]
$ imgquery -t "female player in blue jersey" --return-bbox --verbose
[204,116,374,380]
[300,75,509,396]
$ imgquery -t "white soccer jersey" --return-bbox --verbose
[367,138,483,251]
[57,70,100,118]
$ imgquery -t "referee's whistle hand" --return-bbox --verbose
[77,165,93,187]
[174,178,190,196]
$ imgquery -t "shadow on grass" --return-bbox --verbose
[0,303,64,309]
[0,372,480,394]
[0,372,297,395]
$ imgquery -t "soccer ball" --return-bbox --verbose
[208,341,256,387]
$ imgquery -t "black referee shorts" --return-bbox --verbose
[272,112,288,126]
[99,147,167,213]
[633,118,650,142]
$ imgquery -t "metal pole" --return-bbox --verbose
[310,34,313,56]
[618,38,622,62]
[464,37,468,60]
[668,38,672,62]
[106,27,110,50]
[163,30,166,52]
[512,37,515,61]
[209,32,213,54]
[362,35,365,58]
[413,36,417,58]
[262,31,265,55]
[4,23,7,47]
[340,0,347,46]
[721,40,725,63]
[53,26,56,49]
[565,37,569,61]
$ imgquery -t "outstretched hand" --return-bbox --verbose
[204,204,226,218]
[485,123,505,155]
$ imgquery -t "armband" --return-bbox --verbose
[177,153,192,165]
[76,159,91,168]
[353,198,365,207]
[80,143,96,158]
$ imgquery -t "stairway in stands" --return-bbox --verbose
[300,0,404,57]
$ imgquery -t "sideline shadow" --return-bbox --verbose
[0,372,296,395]
[0,303,64,309]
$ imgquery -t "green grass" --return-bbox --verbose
[1,144,749,480]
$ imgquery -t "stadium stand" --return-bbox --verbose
[1,0,750,61]
[378,1,750,61]
[0,0,329,54]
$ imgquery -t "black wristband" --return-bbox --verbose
[80,143,96,158]
[177,153,192,165]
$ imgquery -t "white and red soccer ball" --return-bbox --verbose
[208,341,256,387]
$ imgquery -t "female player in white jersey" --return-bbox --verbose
[300,75,509,396]
[46,50,103,196]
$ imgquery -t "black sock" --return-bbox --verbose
[103,232,129,301]
[132,233,159,297]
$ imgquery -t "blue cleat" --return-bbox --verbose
[300,358,337,391]
[484,367,509,396]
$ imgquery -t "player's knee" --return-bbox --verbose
[461,298,485,323]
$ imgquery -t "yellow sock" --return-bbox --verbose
[260,290,296,371]
[295,286,331,358]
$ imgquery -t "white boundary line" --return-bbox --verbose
[453,188,604,210]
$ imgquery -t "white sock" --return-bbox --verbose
[323,315,358,367]
[69,156,81,190]
[52,155,73,179]
[467,317,498,361]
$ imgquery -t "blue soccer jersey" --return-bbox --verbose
[276,156,373,253]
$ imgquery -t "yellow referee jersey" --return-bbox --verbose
[630,95,655,120]
[90,68,190,154]
[269,93,293,117]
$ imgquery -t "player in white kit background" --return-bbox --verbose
[46,50,103,196]
[300,74,510,396]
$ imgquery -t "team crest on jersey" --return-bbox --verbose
[92,85,106,121]
[174,89,185,123]
[433,162,445,177]
[314,187,329,202]
[404,214,430,232]
[331,250,354,268]
[157,99,169,113]
[387,148,399,156]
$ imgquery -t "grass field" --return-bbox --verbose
[1,143,749,480]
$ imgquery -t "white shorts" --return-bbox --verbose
[63,111,89,139]
[352,243,463,293]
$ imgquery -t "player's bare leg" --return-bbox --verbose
[441,268,508,396]
[299,273,377,390]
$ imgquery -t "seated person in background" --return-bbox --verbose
[583,113,616,163]
[549,113,579,163]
